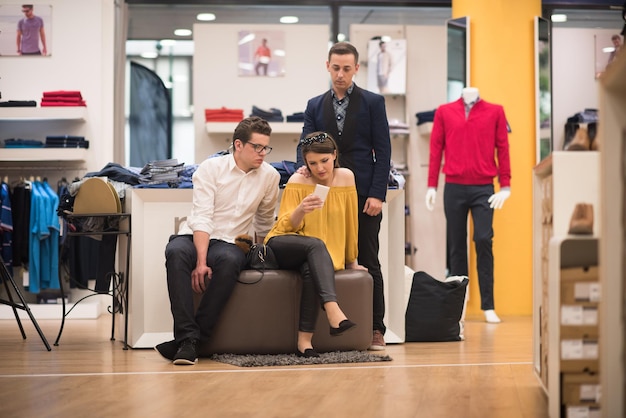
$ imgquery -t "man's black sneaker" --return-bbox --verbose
[154,340,178,361]
[173,339,198,365]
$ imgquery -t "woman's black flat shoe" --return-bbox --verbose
[296,348,320,358]
[330,319,356,336]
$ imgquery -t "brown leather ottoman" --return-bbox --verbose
[312,269,373,352]
[196,269,373,356]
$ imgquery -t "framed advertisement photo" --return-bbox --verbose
[238,30,285,77]
[595,32,623,79]
[0,4,52,56]
[366,38,406,95]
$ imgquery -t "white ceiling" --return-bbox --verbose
[126,5,448,42]
[126,4,624,56]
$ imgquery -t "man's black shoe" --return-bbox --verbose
[154,340,178,361]
[173,339,198,365]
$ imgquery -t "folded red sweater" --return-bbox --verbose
[41,97,83,103]
[43,90,83,98]
[205,107,244,122]
[41,101,87,107]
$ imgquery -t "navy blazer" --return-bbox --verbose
[297,84,391,202]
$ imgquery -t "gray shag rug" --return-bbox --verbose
[210,350,392,367]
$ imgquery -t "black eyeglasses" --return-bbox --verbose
[300,133,329,146]
[246,141,273,155]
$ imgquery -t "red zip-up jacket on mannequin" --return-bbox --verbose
[428,98,511,189]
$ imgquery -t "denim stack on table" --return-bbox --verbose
[138,159,185,187]
[250,105,284,122]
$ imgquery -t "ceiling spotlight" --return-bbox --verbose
[551,14,567,23]
[280,16,299,24]
[337,33,346,42]
[141,51,158,59]
[160,39,176,47]
[174,29,192,37]
[197,13,216,22]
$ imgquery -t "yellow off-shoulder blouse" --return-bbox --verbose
[264,183,359,271]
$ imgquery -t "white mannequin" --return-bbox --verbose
[425,86,511,324]
[462,86,479,104]
[426,86,510,212]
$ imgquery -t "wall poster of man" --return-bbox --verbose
[238,30,286,77]
[367,38,406,95]
[595,32,623,78]
[0,4,52,57]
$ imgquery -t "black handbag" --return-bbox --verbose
[244,243,279,278]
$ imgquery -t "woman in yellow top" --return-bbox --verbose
[265,131,366,357]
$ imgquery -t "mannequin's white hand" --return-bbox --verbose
[487,189,511,210]
[425,187,437,211]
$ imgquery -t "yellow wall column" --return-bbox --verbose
[452,0,541,316]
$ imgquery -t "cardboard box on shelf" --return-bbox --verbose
[561,372,601,404]
[560,305,598,326]
[561,281,601,304]
[560,266,598,282]
[560,339,599,373]
[565,405,601,418]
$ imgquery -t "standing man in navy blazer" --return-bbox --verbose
[296,42,391,351]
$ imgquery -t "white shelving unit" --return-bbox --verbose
[206,122,302,135]
[597,50,626,418]
[547,237,599,418]
[203,122,303,164]
[0,106,87,121]
[379,189,406,343]
[532,151,600,396]
[0,105,94,317]
[0,148,87,162]
[0,106,88,164]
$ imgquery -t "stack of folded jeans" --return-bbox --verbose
[415,109,436,125]
[0,100,37,107]
[139,159,184,186]
[286,112,304,122]
[250,105,284,122]
[45,135,89,148]
[3,138,44,148]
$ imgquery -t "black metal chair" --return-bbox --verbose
[0,256,51,351]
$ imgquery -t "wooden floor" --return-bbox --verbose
[0,314,548,418]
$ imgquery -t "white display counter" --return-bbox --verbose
[122,188,406,348]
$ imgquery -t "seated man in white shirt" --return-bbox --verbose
[156,116,280,365]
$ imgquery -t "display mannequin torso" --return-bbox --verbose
[462,87,479,104]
